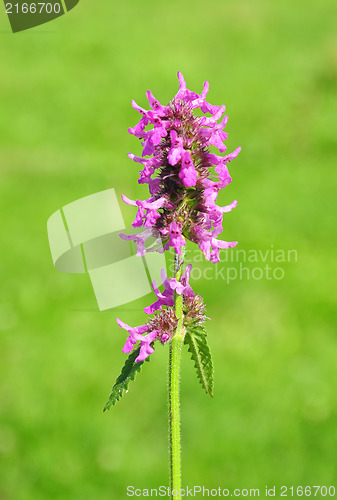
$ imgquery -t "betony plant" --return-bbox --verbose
[104,72,241,499]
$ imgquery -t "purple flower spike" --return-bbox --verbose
[109,73,241,388]
[122,71,240,262]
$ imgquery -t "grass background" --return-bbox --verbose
[0,0,337,498]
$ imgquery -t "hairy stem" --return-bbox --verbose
[168,250,185,499]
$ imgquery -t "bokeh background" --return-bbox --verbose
[1,1,337,498]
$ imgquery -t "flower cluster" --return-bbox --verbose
[116,265,207,362]
[121,72,241,264]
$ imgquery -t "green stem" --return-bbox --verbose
[168,251,185,499]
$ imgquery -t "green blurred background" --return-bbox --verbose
[1,1,337,498]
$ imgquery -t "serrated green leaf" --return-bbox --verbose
[103,346,151,411]
[184,325,214,397]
